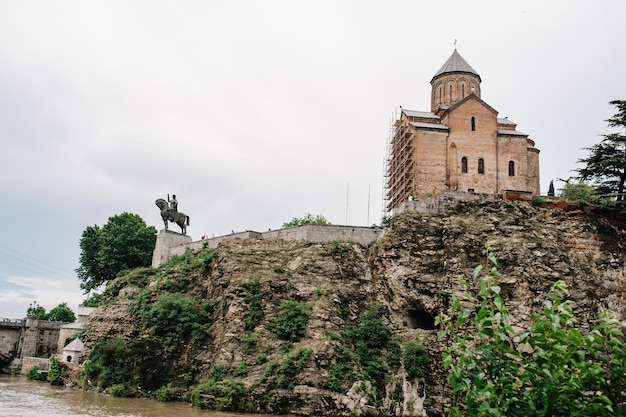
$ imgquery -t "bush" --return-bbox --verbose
[139,293,210,344]
[242,333,257,355]
[282,213,330,228]
[403,340,428,381]
[26,365,48,381]
[109,383,134,397]
[154,384,179,402]
[83,337,130,390]
[269,300,312,342]
[191,378,248,411]
[47,356,67,386]
[243,279,263,331]
[328,309,399,394]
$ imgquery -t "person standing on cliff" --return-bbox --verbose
[168,194,178,213]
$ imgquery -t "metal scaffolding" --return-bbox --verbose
[384,108,415,213]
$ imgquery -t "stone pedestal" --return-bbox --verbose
[152,230,193,268]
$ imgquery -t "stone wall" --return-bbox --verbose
[169,231,263,256]
[20,319,64,360]
[21,356,49,374]
[156,225,384,267]
[393,190,501,215]
[263,224,383,246]
[57,322,85,354]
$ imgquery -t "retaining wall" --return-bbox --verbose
[155,225,384,267]
[393,190,502,215]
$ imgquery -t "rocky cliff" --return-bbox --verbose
[81,200,626,416]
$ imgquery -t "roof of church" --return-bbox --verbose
[497,118,516,125]
[402,109,439,119]
[410,121,449,130]
[497,129,528,137]
[432,50,481,81]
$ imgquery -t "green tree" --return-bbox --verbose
[576,100,626,201]
[47,302,76,322]
[437,247,626,416]
[76,212,157,292]
[560,181,599,204]
[81,292,103,308]
[282,213,330,228]
[47,355,68,385]
[26,302,47,319]
[547,179,555,196]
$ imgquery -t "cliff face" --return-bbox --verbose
[82,201,626,416]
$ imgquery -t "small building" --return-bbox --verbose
[62,338,84,365]
[385,47,540,213]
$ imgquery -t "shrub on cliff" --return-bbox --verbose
[243,278,263,330]
[138,292,211,344]
[269,300,312,342]
[327,309,405,396]
[437,246,626,416]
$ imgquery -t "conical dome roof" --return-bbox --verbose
[431,50,481,82]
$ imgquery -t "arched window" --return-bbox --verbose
[461,157,468,173]
[508,160,515,176]
[449,84,453,103]
[462,84,465,99]
[471,116,476,131]
[478,158,485,174]
[439,87,442,104]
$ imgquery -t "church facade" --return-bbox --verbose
[385,49,540,213]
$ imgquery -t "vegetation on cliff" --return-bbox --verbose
[78,201,625,416]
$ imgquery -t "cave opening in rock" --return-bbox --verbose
[407,309,437,330]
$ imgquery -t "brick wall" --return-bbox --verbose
[21,356,49,374]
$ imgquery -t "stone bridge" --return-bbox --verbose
[0,318,26,366]
[0,318,65,372]
[0,308,93,373]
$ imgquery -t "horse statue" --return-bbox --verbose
[155,198,190,235]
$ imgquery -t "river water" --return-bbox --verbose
[0,375,270,417]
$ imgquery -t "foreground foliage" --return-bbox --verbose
[437,246,626,416]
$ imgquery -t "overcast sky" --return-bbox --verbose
[1,1,625,318]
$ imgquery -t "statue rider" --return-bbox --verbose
[167,193,178,213]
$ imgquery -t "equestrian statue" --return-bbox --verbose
[155,193,190,235]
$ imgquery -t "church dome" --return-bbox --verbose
[431,50,481,82]
[430,49,482,111]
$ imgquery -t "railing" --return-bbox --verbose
[0,318,26,326]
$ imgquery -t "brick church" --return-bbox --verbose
[385,48,540,212]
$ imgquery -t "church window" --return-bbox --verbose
[449,85,452,103]
[439,87,442,104]
[508,160,515,176]
[461,157,468,173]
[478,158,485,174]
[462,84,465,98]
[471,116,476,131]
